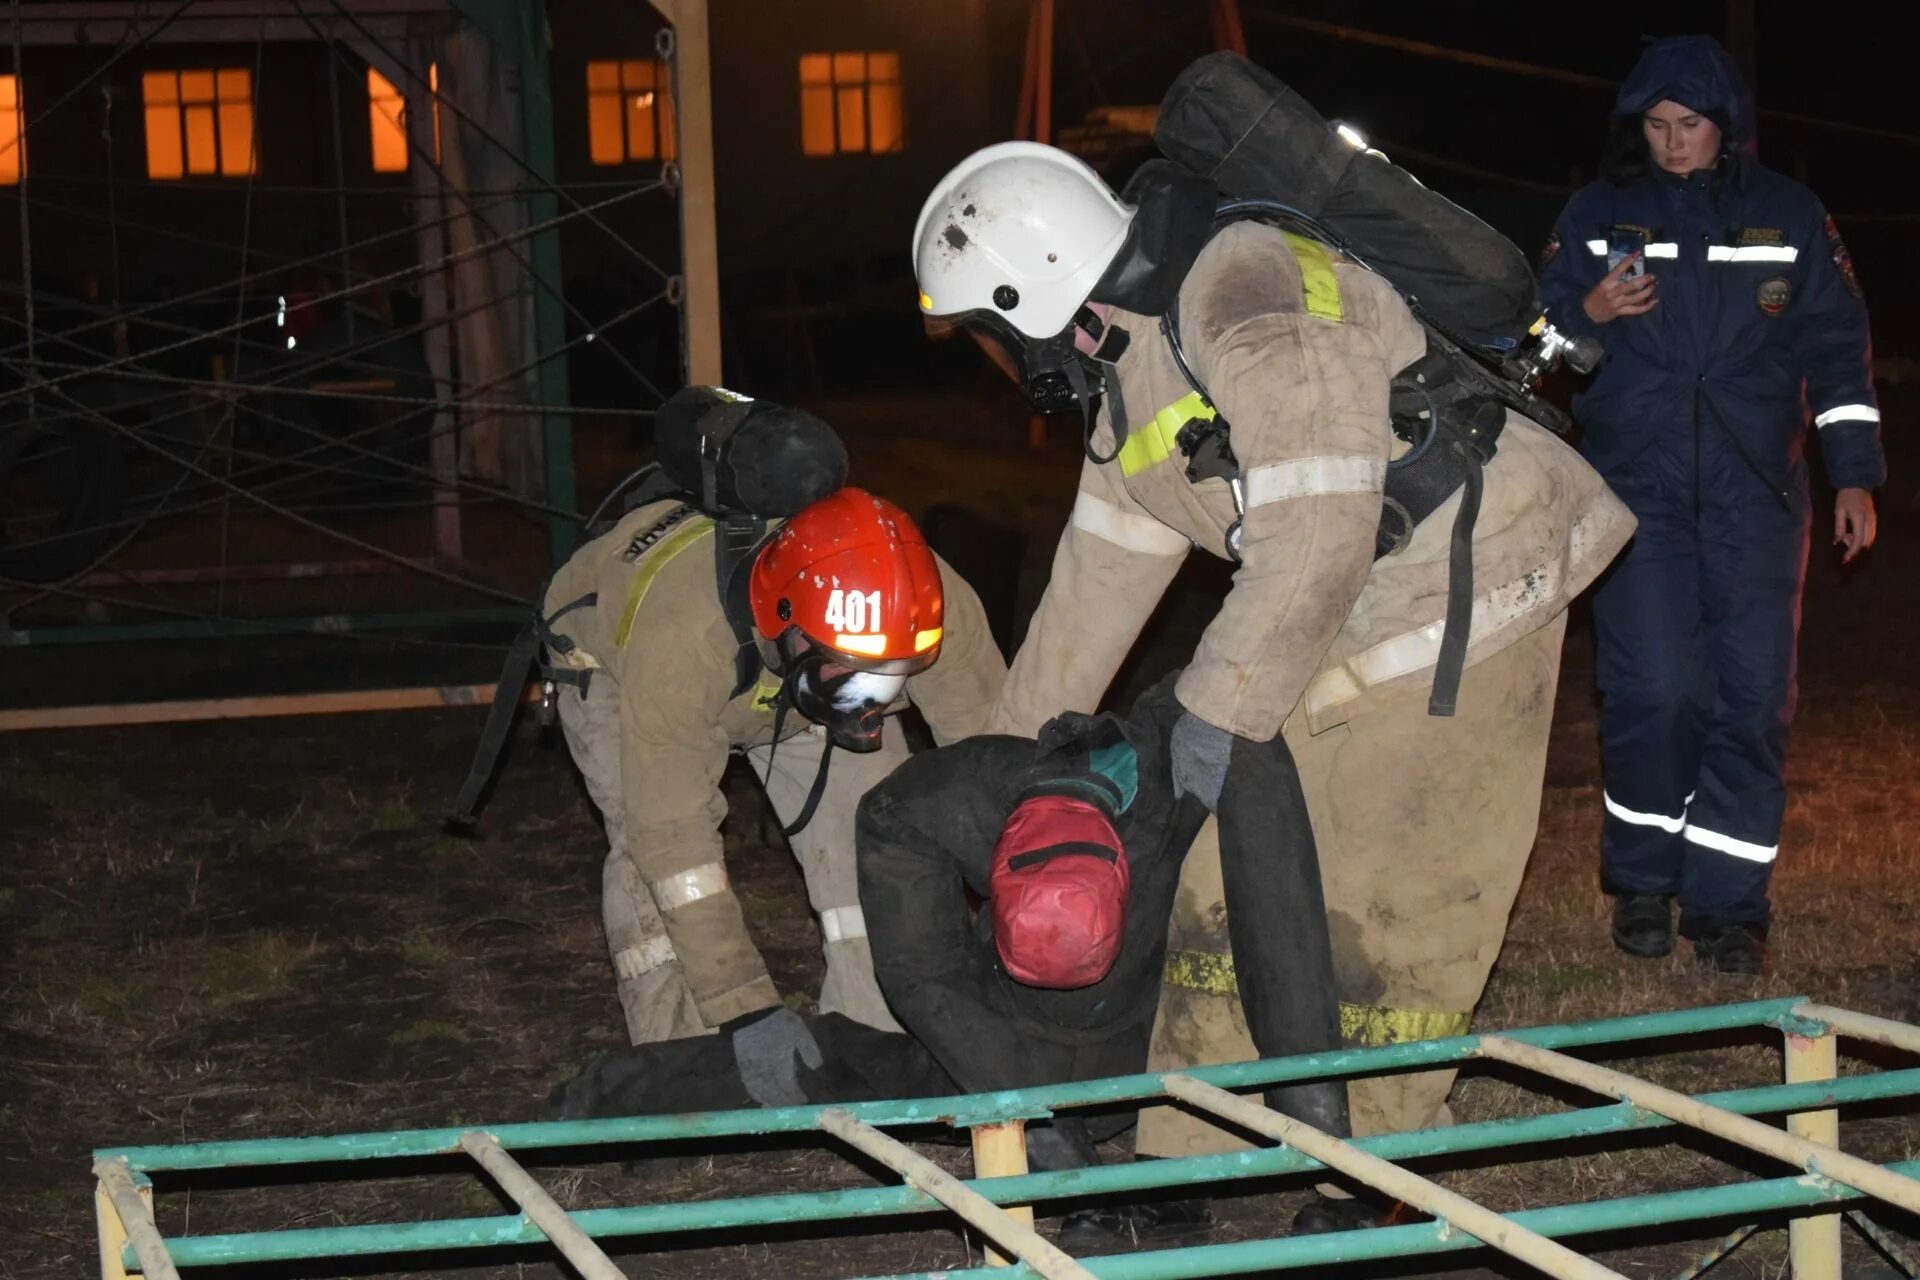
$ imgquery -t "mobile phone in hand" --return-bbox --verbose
[1606,227,1648,278]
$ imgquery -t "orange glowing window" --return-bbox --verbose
[1,76,23,186]
[799,51,903,156]
[586,59,675,165]
[143,68,255,179]
[368,64,441,173]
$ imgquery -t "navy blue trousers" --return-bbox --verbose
[1592,493,1810,931]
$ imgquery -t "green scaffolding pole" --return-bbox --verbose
[118,1068,1920,1269]
[449,0,578,566]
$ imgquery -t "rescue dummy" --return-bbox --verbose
[912,55,1636,1151]
[553,675,1348,1249]
[460,388,1004,1045]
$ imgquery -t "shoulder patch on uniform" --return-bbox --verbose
[1738,227,1785,247]
[1756,276,1792,317]
[1824,216,1863,300]
[1539,232,1562,268]
[619,504,697,563]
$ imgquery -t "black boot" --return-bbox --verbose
[1291,1190,1385,1235]
[1611,893,1675,958]
[1057,1197,1215,1253]
[1690,920,1767,975]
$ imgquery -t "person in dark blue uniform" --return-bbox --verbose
[1538,36,1884,975]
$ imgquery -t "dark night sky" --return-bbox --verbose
[995,0,1918,324]
[1022,1,1918,219]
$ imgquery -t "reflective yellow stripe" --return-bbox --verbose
[1339,1003,1471,1046]
[1161,948,1468,1045]
[1282,230,1343,323]
[613,517,716,648]
[1163,947,1239,997]
[750,679,783,713]
[1119,391,1214,478]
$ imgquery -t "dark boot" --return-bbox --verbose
[1611,893,1675,958]
[1057,1197,1215,1253]
[1690,920,1767,975]
[1291,1190,1386,1235]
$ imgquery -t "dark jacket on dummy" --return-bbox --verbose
[859,675,1346,1165]
[553,677,1344,1170]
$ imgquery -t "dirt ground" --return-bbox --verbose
[4,385,1919,1278]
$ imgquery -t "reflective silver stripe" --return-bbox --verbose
[1069,490,1190,556]
[1706,245,1799,263]
[650,860,731,909]
[1644,242,1680,258]
[1814,403,1880,428]
[820,905,868,943]
[612,935,678,980]
[1604,791,1686,834]
[1684,824,1778,864]
[1305,561,1564,716]
[1242,456,1385,508]
[1585,239,1609,255]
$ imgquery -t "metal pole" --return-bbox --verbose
[2,604,528,646]
[971,1121,1033,1267]
[98,999,1820,1172]
[1034,0,1053,145]
[1794,1003,1920,1055]
[1162,1074,1630,1280]
[498,0,577,561]
[818,1109,1095,1280]
[93,1159,182,1280]
[0,682,533,732]
[1477,1036,1920,1213]
[459,1132,628,1280]
[1786,1031,1842,1280]
[109,1070,1920,1270]
[408,34,464,562]
[655,0,721,385]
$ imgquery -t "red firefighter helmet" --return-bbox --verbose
[749,488,945,750]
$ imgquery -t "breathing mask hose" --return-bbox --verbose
[1215,723,1351,1136]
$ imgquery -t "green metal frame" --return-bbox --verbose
[89,998,1920,1278]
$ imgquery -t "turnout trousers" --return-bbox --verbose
[1593,491,1810,931]
[558,676,906,1044]
[1138,613,1567,1150]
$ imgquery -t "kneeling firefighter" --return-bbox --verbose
[913,52,1636,1151]
[553,675,1347,1251]
[452,387,1004,1045]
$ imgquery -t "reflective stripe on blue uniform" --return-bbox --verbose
[1536,38,1885,929]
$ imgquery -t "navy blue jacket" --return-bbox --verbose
[1538,39,1884,507]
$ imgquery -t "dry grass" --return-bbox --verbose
[4,392,1918,1278]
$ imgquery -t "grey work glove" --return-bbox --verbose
[732,1007,825,1108]
[1170,709,1235,811]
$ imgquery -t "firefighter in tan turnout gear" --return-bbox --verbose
[913,131,1634,1167]
[536,390,1003,1047]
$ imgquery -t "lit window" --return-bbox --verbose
[1,75,23,186]
[799,51,902,156]
[586,60,675,165]
[143,68,255,179]
[367,64,440,174]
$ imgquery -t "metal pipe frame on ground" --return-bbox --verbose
[89,999,1920,1276]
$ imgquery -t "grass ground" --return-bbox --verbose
[3,384,1918,1278]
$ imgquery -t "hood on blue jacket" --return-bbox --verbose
[1614,36,1756,152]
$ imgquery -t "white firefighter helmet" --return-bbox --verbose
[913,142,1136,341]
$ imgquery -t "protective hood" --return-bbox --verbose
[1090,160,1219,317]
[1614,36,1756,152]
[989,795,1130,989]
